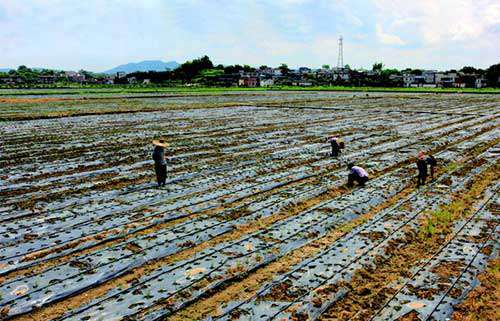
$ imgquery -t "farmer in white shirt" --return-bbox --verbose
[347,163,368,187]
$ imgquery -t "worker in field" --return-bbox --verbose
[416,152,428,187]
[152,139,168,188]
[347,163,369,187]
[426,154,437,180]
[327,136,344,157]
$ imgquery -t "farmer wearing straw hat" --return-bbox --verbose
[327,136,344,157]
[152,139,168,188]
[416,151,428,187]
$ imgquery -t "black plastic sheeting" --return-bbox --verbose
[373,186,499,321]
[0,110,497,319]
[60,171,409,321]
[209,146,499,321]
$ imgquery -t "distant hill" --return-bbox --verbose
[0,68,13,72]
[104,60,180,74]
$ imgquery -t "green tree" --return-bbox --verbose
[243,65,255,72]
[16,65,38,83]
[175,55,214,80]
[259,65,269,70]
[278,63,290,75]
[344,64,351,70]
[223,64,244,74]
[460,66,477,74]
[381,68,400,77]
[372,62,384,72]
[322,64,330,69]
[486,63,500,87]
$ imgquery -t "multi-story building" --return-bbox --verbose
[422,70,437,84]
[38,75,58,84]
[65,71,86,83]
[332,67,350,81]
[238,76,259,87]
[435,72,458,87]
[260,78,274,87]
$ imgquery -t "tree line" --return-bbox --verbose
[2,57,500,87]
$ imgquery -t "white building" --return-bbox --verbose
[435,72,458,87]
[260,78,274,87]
[422,70,437,84]
[475,77,487,88]
[332,67,350,81]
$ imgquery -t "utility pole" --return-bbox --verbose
[337,36,344,69]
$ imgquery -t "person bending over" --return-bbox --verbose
[327,136,344,157]
[347,163,368,187]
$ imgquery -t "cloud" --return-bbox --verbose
[0,0,498,71]
[374,0,500,45]
[375,23,406,45]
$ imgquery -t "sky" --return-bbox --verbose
[0,0,499,72]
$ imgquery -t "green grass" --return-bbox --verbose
[1,85,499,96]
[420,209,453,237]
[444,162,460,173]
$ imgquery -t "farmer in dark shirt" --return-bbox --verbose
[152,139,168,188]
[327,136,344,157]
[426,154,437,180]
[416,152,428,187]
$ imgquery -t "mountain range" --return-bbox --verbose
[103,60,180,74]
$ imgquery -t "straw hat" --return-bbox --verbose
[153,139,168,147]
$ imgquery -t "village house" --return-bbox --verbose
[38,75,58,84]
[260,78,274,87]
[316,68,333,79]
[238,76,259,87]
[212,73,240,87]
[422,70,437,84]
[435,72,458,88]
[293,81,313,86]
[272,69,282,76]
[475,76,487,88]
[65,71,86,83]
[332,67,350,81]
[0,76,23,85]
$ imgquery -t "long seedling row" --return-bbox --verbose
[216,150,496,320]
[0,109,467,238]
[29,121,498,318]
[148,140,499,321]
[1,93,498,321]
[371,182,499,321]
[1,112,495,282]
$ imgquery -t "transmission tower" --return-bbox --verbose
[337,35,343,69]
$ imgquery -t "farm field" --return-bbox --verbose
[0,91,499,321]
